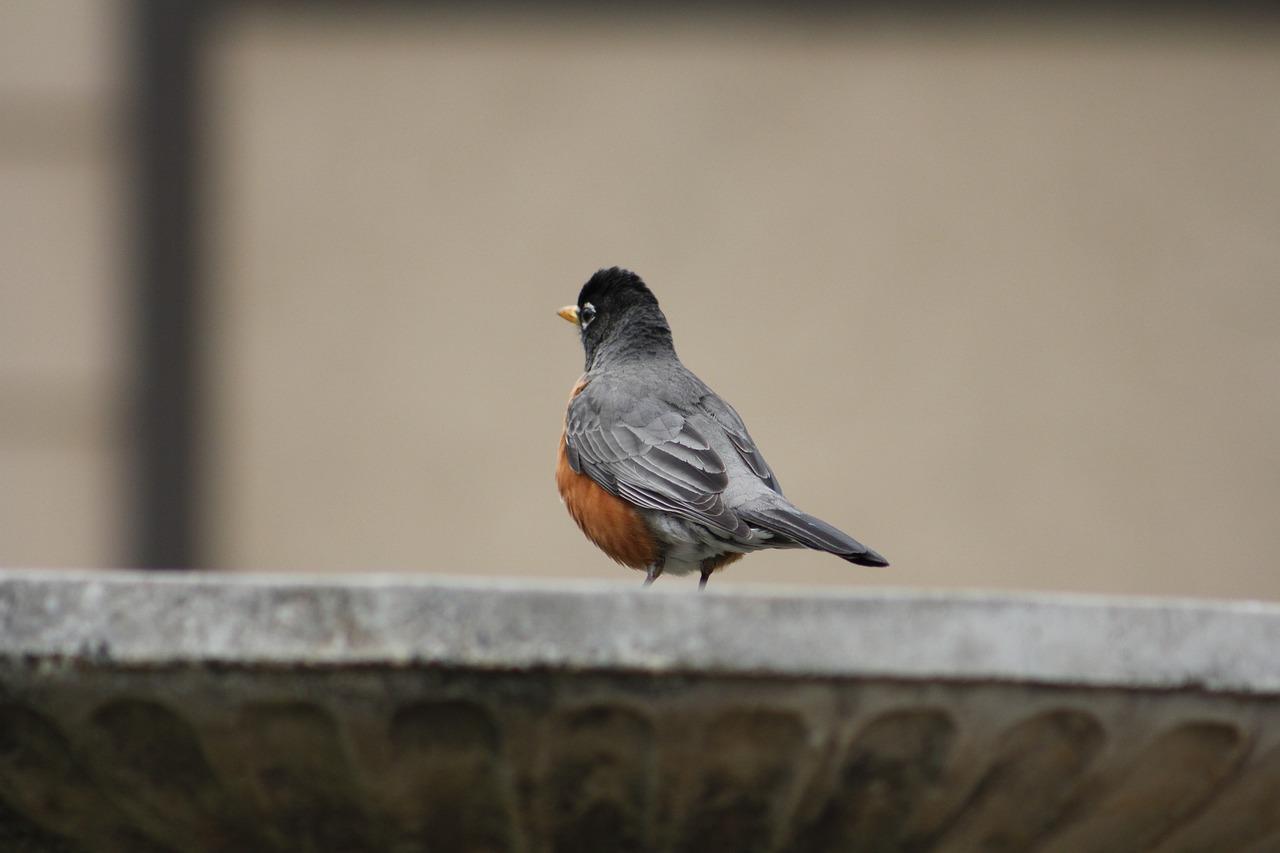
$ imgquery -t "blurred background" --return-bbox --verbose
[1,1,1277,598]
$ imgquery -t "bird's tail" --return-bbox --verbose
[741,502,889,567]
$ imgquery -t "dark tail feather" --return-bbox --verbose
[742,505,889,567]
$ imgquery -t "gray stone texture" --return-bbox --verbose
[2,572,1280,851]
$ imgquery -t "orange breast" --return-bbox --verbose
[557,379,659,570]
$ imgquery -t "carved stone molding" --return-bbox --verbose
[1,571,1278,852]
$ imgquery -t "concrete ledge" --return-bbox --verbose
[3,570,1280,691]
[1,571,1279,851]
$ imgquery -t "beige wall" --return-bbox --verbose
[205,9,1280,598]
[4,5,1278,599]
[0,1,124,568]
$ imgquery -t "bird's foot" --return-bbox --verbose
[642,562,663,588]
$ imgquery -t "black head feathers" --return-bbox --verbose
[573,267,674,370]
[577,267,658,313]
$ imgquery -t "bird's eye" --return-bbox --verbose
[580,303,597,327]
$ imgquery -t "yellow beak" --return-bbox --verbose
[557,305,579,325]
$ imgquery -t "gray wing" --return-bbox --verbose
[696,390,782,494]
[564,384,751,538]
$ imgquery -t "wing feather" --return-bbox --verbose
[565,384,748,537]
[698,391,782,493]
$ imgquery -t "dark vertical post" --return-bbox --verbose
[129,0,206,568]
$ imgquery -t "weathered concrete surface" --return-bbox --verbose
[1,570,1279,852]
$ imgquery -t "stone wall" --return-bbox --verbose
[2,571,1278,851]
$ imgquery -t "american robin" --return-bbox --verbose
[557,267,888,589]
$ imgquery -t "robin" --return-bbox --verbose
[557,267,888,589]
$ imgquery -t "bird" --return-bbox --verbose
[556,267,888,589]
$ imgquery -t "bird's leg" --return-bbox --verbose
[698,558,715,591]
[643,560,664,588]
